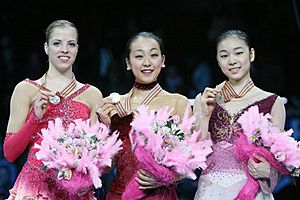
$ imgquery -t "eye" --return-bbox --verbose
[68,42,77,47]
[236,51,244,55]
[219,54,228,58]
[135,55,143,59]
[151,53,159,58]
[52,41,61,47]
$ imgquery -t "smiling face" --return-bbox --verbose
[126,37,165,84]
[216,35,255,84]
[44,26,78,72]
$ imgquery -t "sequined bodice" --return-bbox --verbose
[203,94,278,174]
[110,113,139,194]
[25,79,91,167]
[209,94,277,143]
[7,80,94,200]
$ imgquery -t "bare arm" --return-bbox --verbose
[174,95,191,118]
[87,86,103,125]
[270,96,286,130]
[193,93,210,140]
[4,81,41,162]
[6,81,33,133]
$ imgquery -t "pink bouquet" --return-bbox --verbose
[34,118,122,194]
[122,105,213,200]
[234,105,300,200]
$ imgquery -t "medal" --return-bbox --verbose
[110,92,121,104]
[49,95,61,105]
[40,72,77,105]
[214,94,224,104]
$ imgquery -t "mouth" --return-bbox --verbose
[141,69,154,74]
[58,56,71,62]
[229,67,241,73]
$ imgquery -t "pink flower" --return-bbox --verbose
[130,105,213,180]
[238,105,300,176]
[35,118,122,189]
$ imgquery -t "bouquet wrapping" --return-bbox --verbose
[234,105,300,200]
[34,118,122,194]
[122,105,213,200]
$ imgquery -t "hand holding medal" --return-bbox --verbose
[96,92,121,126]
[40,72,77,106]
[33,90,56,119]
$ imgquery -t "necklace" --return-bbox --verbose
[41,72,77,105]
[133,81,158,90]
[220,80,254,103]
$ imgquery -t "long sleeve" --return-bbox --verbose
[3,112,41,163]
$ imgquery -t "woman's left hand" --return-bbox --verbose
[136,169,161,190]
[76,188,89,197]
[248,155,270,179]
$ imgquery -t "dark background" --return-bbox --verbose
[0,0,300,199]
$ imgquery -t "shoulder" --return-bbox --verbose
[162,91,190,108]
[255,87,286,116]
[13,80,38,96]
[87,84,102,96]
[215,81,226,90]
[80,83,103,99]
[164,91,189,101]
[194,92,202,101]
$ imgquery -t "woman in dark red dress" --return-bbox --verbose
[97,32,191,200]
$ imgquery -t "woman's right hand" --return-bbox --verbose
[96,97,116,127]
[33,90,54,119]
[200,87,221,117]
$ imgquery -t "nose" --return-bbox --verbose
[60,43,69,53]
[228,55,236,65]
[143,57,151,67]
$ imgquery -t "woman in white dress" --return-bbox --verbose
[193,30,285,200]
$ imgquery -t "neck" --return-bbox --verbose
[133,81,158,91]
[46,68,74,83]
[228,76,252,91]
[42,70,76,93]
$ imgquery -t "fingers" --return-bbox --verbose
[136,170,160,190]
[96,101,115,118]
[248,157,270,179]
[202,87,220,102]
[76,188,89,197]
[253,155,267,163]
[199,87,220,116]
[33,90,57,118]
[33,92,49,109]
[96,97,116,126]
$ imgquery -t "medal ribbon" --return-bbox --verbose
[220,80,254,103]
[114,83,162,117]
[40,72,77,98]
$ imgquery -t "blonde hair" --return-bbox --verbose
[45,20,78,43]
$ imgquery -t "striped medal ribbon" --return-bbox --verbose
[114,83,162,117]
[220,80,254,103]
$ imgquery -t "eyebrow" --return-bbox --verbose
[134,47,159,52]
[218,47,244,53]
[51,39,77,42]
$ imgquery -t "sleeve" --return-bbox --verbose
[3,112,41,163]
